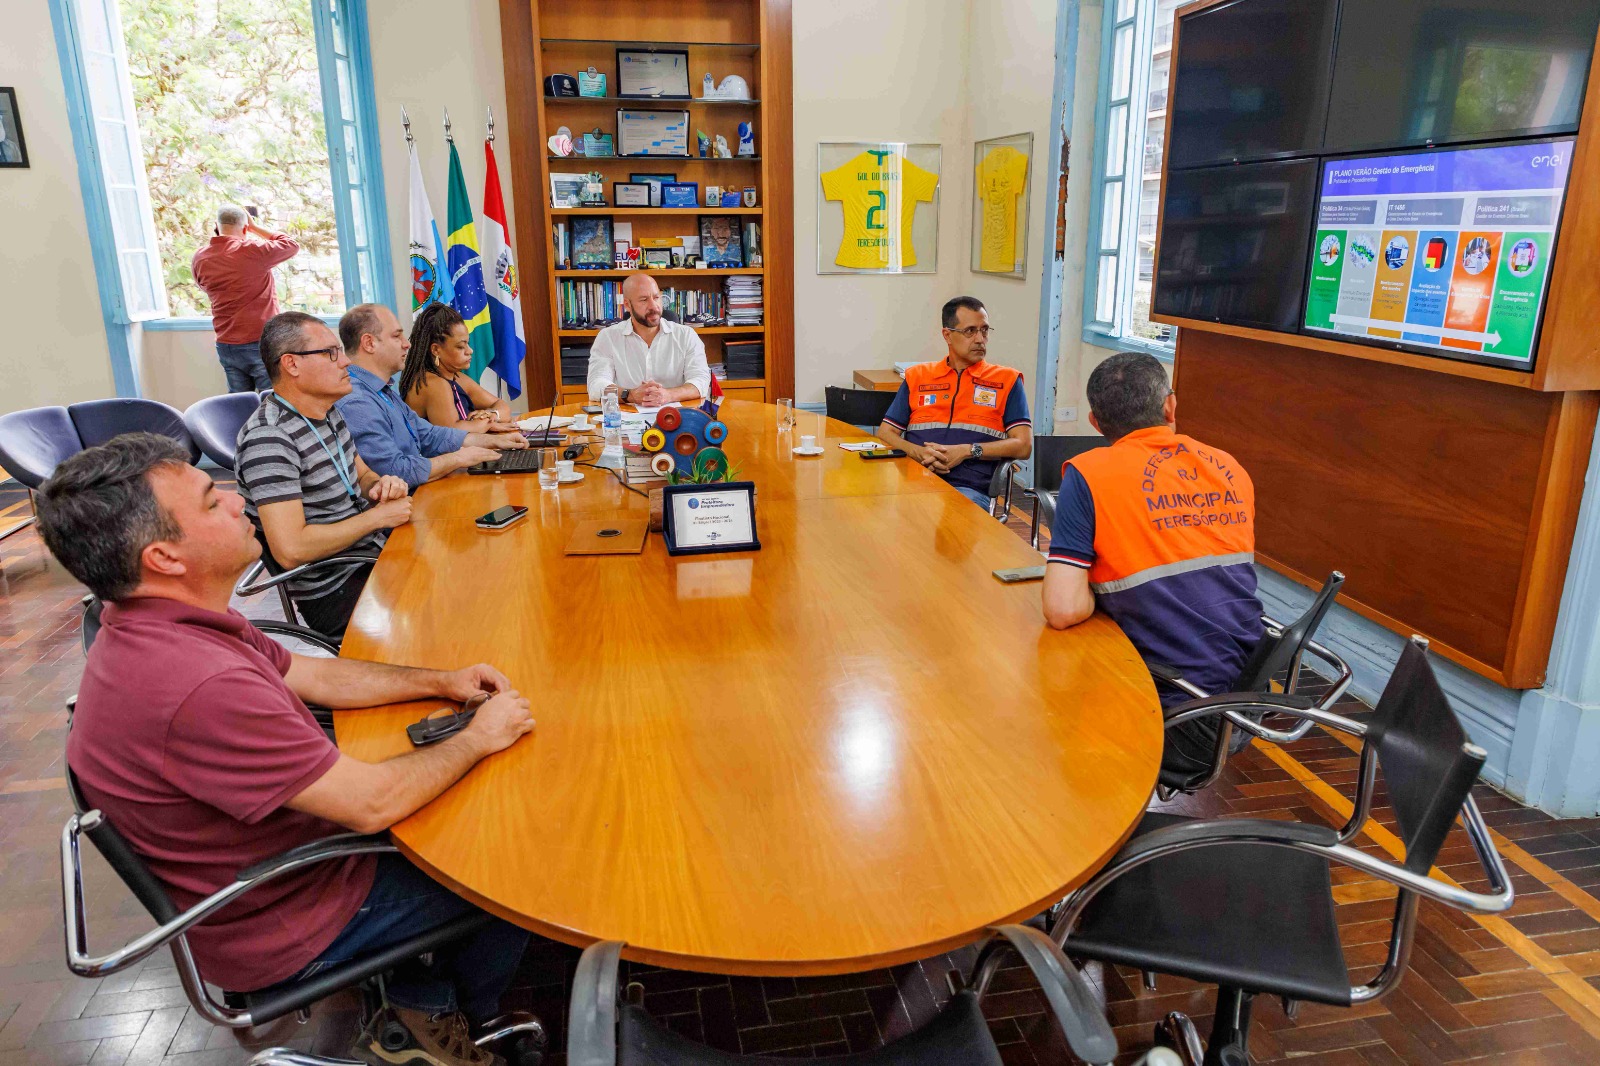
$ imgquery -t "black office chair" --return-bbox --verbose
[823,385,897,430]
[235,518,380,644]
[1019,434,1106,548]
[184,392,263,469]
[566,927,1137,1066]
[60,785,546,1065]
[68,397,203,465]
[0,405,83,542]
[1052,637,1514,1066]
[1148,572,1351,797]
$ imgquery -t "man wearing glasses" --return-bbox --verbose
[877,296,1033,510]
[234,313,415,638]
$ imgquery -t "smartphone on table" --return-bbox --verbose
[859,449,906,460]
[475,505,528,530]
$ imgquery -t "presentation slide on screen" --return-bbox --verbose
[1303,139,1573,365]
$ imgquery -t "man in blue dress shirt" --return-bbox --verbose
[334,304,523,490]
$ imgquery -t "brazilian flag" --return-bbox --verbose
[446,141,495,382]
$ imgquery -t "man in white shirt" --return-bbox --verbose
[587,272,712,407]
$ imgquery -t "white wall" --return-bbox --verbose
[0,1,117,415]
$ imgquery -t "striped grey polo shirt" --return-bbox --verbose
[234,396,387,600]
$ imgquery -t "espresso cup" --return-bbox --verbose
[556,459,576,479]
[800,435,817,450]
[570,415,591,430]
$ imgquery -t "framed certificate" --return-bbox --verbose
[616,49,691,99]
[661,182,700,208]
[614,182,652,207]
[618,109,690,157]
[662,482,760,556]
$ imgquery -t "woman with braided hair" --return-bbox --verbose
[401,302,518,432]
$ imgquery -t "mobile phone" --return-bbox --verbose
[859,449,905,460]
[992,565,1046,583]
[475,505,528,530]
[582,404,603,415]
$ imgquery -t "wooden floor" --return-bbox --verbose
[5,480,1600,1063]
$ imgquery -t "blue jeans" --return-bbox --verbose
[284,853,529,1024]
[216,340,271,393]
[954,485,993,511]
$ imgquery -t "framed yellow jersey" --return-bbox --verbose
[817,143,942,274]
[972,133,1033,277]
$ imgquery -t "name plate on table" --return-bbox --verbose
[662,482,760,556]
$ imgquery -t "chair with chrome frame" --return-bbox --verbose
[566,929,1177,1066]
[1050,636,1514,1066]
[234,516,381,644]
[59,778,548,1065]
[0,405,83,543]
[1147,571,1351,799]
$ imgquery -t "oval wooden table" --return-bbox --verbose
[337,399,1163,976]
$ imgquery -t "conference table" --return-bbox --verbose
[337,400,1163,976]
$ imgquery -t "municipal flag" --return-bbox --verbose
[446,140,495,382]
[480,138,524,398]
[407,138,452,310]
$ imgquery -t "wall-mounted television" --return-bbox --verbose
[1323,0,1599,154]
[1153,158,1321,332]
[1167,0,1338,169]
[1301,138,1573,369]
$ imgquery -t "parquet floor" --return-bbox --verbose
[5,478,1600,1063]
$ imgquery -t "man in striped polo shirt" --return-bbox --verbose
[1042,352,1264,776]
[235,313,415,638]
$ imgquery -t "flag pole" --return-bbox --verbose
[443,108,453,144]
[486,105,495,144]
[402,104,414,147]
[485,105,505,400]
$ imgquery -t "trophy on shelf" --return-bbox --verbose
[737,122,755,157]
[579,170,607,206]
[713,134,733,159]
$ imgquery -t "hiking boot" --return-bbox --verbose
[354,1006,505,1066]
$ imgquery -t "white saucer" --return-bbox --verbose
[558,471,585,483]
[792,446,825,456]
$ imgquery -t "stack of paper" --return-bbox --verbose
[724,276,763,327]
[624,454,668,484]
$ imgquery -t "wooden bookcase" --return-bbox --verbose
[499,0,795,409]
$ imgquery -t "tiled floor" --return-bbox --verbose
[6,478,1600,1063]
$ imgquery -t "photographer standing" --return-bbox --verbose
[192,205,300,393]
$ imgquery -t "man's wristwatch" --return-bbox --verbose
[970,443,984,460]
[620,388,631,403]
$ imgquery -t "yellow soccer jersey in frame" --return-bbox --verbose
[820,147,940,271]
[972,133,1033,277]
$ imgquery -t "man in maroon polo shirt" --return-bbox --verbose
[39,433,534,1066]
[192,205,300,393]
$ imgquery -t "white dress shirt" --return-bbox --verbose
[586,318,712,401]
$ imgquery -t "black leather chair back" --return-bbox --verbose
[824,386,896,428]
[0,406,83,488]
[68,398,203,465]
[1232,572,1345,693]
[1031,434,1106,494]
[1372,640,1486,875]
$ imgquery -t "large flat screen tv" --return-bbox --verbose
[1323,0,1599,153]
[1167,0,1338,169]
[1302,137,1574,369]
[1152,158,1321,332]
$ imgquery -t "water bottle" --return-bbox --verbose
[601,391,622,450]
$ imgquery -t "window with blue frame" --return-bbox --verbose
[1083,0,1181,355]
[56,0,391,328]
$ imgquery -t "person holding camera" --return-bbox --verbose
[192,205,301,393]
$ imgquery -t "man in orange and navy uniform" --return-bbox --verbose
[1042,352,1263,775]
[877,296,1033,510]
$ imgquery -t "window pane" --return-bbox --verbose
[122,251,157,315]
[1100,180,1123,251]
[120,0,341,317]
[109,187,144,247]
[330,1,347,55]
[1112,24,1134,100]
[97,119,136,184]
[337,56,355,117]
[359,251,375,301]
[1143,116,1165,179]
[349,184,368,246]
[85,51,122,115]
[1148,56,1170,114]
[75,0,115,54]
[344,124,361,183]
[1115,0,1134,20]
[1105,104,1128,178]
[1096,255,1119,323]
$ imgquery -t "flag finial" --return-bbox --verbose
[401,105,413,147]
[487,106,495,143]
[443,108,453,144]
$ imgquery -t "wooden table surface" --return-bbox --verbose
[337,400,1162,976]
[853,368,904,392]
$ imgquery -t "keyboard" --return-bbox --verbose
[468,449,544,475]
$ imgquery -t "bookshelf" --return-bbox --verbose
[498,0,795,407]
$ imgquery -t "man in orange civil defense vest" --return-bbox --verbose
[876,296,1033,510]
[1042,352,1265,776]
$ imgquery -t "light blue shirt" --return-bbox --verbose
[336,364,468,489]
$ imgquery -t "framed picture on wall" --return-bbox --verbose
[571,217,615,268]
[699,216,745,266]
[816,142,941,274]
[0,88,30,169]
[971,133,1032,278]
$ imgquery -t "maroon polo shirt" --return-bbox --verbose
[191,232,299,344]
[66,596,375,991]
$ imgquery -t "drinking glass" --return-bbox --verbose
[776,397,795,429]
[538,448,559,489]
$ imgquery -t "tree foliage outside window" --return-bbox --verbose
[121,0,343,317]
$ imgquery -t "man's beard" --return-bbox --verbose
[631,308,661,326]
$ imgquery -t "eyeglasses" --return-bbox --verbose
[945,325,994,339]
[282,345,343,363]
[406,692,490,747]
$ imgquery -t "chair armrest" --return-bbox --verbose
[251,620,341,655]
[62,814,396,978]
[986,458,1018,499]
[1162,691,1367,741]
[568,940,625,1066]
[1147,661,1210,702]
[235,552,380,597]
[972,924,1117,1064]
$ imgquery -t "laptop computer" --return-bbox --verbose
[468,449,545,475]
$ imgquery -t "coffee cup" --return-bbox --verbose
[569,414,591,430]
[800,435,817,450]
[556,459,576,479]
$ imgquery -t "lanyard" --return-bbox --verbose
[367,373,421,449]
[272,395,359,501]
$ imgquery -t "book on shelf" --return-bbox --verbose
[558,281,734,330]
